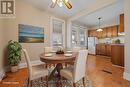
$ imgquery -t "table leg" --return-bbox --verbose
[56,63,63,78]
[49,63,63,80]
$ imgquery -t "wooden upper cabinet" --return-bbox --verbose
[88,25,119,38]
[88,30,92,37]
[106,27,112,38]
[92,30,97,37]
[97,31,103,38]
[102,28,107,38]
[111,25,118,37]
[88,30,97,37]
[119,14,124,33]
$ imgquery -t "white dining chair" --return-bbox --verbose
[44,47,53,53]
[66,47,81,66]
[72,47,81,52]
[22,49,49,87]
[60,50,88,87]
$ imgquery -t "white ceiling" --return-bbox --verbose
[23,0,96,19]
[23,0,124,28]
[75,0,124,28]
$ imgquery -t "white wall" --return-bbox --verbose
[0,20,4,70]
[124,0,130,81]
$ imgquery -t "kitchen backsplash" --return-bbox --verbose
[98,36,125,44]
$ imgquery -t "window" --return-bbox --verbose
[71,25,87,48]
[50,17,65,48]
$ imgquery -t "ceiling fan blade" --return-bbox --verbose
[50,0,58,8]
[62,0,72,9]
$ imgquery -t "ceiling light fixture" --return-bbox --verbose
[51,0,72,9]
[97,17,103,32]
[52,0,63,7]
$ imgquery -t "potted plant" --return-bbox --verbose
[7,40,22,72]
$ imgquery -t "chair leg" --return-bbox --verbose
[30,80,33,87]
[82,77,85,87]
[41,77,43,81]
[45,64,48,69]
[65,63,67,68]
[46,76,48,87]
[27,78,29,87]
[73,83,76,87]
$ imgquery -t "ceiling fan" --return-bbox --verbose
[50,0,72,9]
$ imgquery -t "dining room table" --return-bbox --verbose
[39,51,78,80]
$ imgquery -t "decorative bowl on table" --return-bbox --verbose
[56,50,64,54]
[56,46,64,54]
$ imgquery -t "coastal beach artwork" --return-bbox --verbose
[19,24,44,43]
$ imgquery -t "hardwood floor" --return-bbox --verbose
[0,55,130,87]
[87,55,130,87]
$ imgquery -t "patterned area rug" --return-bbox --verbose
[24,77,92,87]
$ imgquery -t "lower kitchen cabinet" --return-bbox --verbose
[111,44,124,67]
[106,45,111,57]
[96,44,111,57]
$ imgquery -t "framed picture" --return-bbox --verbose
[19,24,44,43]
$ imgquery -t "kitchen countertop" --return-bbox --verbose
[110,44,124,46]
[97,43,124,46]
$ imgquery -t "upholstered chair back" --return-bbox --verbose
[23,49,33,80]
[72,47,81,52]
[74,50,88,83]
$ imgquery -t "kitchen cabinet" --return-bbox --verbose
[106,45,111,57]
[119,14,124,33]
[96,44,102,55]
[111,44,124,67]
[100,44,106,55]
[102,28,107,38]
[96,44,111,57]
[111,25,118,37]
[97,30,103,38]
[88,25,119,38]
[88,30,97,37]
[106,27,112,38]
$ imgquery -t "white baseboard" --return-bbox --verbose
[0,60,45,81]
[112,64,124,68]
[19,60,45,69]
[123,72,130,81]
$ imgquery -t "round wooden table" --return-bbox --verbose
[40,52,78,80]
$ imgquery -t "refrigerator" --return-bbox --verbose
[88,37,98,55]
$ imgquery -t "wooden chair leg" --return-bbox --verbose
[73,83,76,87]
[30,80,33,87]
[46,76,48,87]
[83,77,85,87]
[27,78,29,87]
[41,77,43,81]
[65,63,67,68]
[45,64,48,69]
